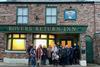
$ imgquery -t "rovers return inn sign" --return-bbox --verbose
[0,25,87,33]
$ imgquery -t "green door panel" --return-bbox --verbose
[86,36,93,63]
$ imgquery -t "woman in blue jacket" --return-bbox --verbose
[30,45,36,67]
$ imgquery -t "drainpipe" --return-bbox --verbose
[94,0,96,34]
[93,2,96,63]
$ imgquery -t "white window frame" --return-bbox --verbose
[17,7,28,24]
[46,7,57,24]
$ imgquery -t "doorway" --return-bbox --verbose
[33,33,80,65]
[86,36,93,63]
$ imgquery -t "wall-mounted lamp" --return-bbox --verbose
[35,15,39,23]
[69,6,72,9]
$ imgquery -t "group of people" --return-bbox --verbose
[27,43,80,67]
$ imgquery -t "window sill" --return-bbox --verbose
[5,50,26,53]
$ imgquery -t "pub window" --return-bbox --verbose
[46,7,57,24]
[48,34,55,48]
[17,7,28,24]
[41,34,47,38]
[33,34,55,48]
[7,34,26,51]
[34,34,40,38]
[49,35,55,39]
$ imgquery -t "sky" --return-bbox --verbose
[0,0,6,1]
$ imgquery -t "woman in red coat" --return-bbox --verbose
[36,45,43,66]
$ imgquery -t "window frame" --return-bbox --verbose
[7,34,26,51]
[33,34,55,47]
[45,6,57,25]
[16,7,29,25]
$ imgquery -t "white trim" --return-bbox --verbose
[7,0,94,2]
[79,60,87,66]
[96,31,100,34]
[5,50,26,53]
[4,57,28,64]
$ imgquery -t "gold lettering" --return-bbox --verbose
[67,27,71,31]
[25,27,28,31]
[9,27,13,31]
[56,27,61,31]
[20,27,23,31]
[35,27,39,31]
[13,27,16,31]
[52,27,56,31]
[72,27,76,32]
[29,27,32,31]
[47,27,50,31]
[44,27,46,31]
[17,27,20,31]
[39,27,41,31]
[63,27,66,32]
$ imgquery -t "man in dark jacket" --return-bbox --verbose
[27,44,33,65]
[30,45,36,67]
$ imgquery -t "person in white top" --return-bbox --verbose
[52,44,58,53]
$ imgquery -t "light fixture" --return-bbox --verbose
[35,15,39,23]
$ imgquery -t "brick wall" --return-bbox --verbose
[0,3,95,60]
[0,3,95,36]
[0,33,5,59]
[94,3,100,64]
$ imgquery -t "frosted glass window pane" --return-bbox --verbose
[18,8,22,15]
[23,17,28,23]
[46,8,51,15]
[41,34,47,38]
[46,17,51,24]
[34,34,40,38]
[8,39,11,50]
[8,34,11,38]
[23,8,28,15]
[34,39,47,49]
[52,8,57,15]
[52,17,56,23]
[12,39,26,50]
[18,16,23,23]
[49,40,55,48]
[21,34,26,38]
[13,34,19,38]
[49,35,55,39]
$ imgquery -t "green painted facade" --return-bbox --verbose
[0,25,87,33]
[86,36,93,63]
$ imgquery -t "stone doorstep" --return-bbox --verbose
[0,62,28,66]
[0,63,81,67]
[0,62,100,67]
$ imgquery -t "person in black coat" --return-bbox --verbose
[41,46,48,65]
[73,44,80,64]
[26,44,33,65]
[30,45,36,67]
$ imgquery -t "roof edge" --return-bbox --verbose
[0,1,94,4]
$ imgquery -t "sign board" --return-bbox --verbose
[64,9,77,20]
[0,25,87,33]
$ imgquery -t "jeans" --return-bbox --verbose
[30,57,36,67]
[28,56,31,65]
[32,64,35,67]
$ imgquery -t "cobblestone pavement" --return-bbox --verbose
[0,62,100,67]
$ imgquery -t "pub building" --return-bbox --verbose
[0,0,100,66]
